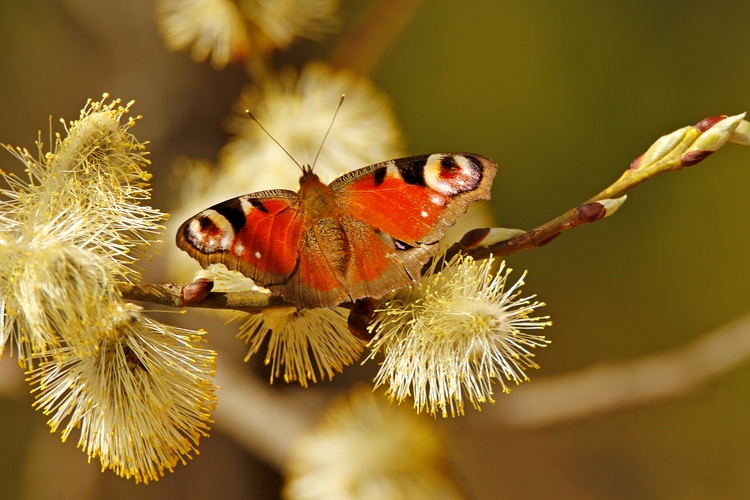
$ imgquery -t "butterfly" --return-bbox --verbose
[176,153,497,308]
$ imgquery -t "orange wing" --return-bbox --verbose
[333,153,497,245]
[176,190,304,286]
[331,153,498,300]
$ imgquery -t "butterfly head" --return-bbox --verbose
[297,165,330,206]
[298,164,321,185]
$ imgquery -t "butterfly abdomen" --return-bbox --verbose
[311,218,348,275]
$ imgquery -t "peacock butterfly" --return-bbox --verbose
[176,153,497,308]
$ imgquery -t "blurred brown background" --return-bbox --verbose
[1,0,750,498]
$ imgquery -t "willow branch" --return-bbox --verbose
[448,113,749,261]
[118,282,294,313]
[488,312,750,429]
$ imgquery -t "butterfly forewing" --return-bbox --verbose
[333,153,497,245]
[176,189,303,285]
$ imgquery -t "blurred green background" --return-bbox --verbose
[1,0,750,498]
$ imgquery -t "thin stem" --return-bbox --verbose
[586,127,701,202]
[449,124,708,260]
[118,282,293,313]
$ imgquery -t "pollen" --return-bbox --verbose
[367,255,551,417]
[236,307,363,387]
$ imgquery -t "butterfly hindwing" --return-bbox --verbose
[338,214,434,298]
[319,153,498,303]
[276,213,433,308]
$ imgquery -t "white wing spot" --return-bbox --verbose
[420,210,429,218]
[254,251,262,259]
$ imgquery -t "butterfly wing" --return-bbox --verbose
[333,153,497,244]
[331,153,498,296]
[176,189,304,286]
[176,153,497,309]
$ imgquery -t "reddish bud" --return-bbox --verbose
[348,298,377,342]
[695,115,727,132]
[630,153,644,170]
[459,227,492,249]
[182,278,214,305]
[681,150,713,167]
[578,202,607,223]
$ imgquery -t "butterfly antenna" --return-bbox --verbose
[245,109,304,172]
[312,94,345,170]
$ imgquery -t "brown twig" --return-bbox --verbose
[118,282,292,313]
[445,200,612,262]
[448,114,746,261]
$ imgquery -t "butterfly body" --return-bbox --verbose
[177,153,497,308]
